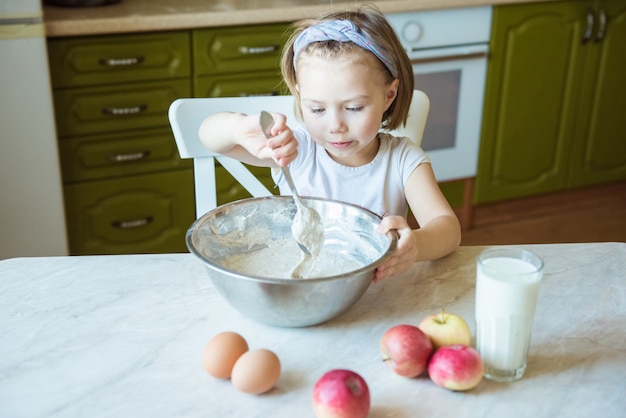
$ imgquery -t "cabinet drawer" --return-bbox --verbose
[194,71,285,97]
[48,31,191,88]
[60,128,191,183]
[64,169,195,255]
[54,79,191,137]
[215,163,277,206]
[193,24,288,76]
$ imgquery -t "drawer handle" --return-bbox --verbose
[237,45,279,55]
[112,216,154,229]
[99,56,145,66]
[108,150,151,163]
[102,105,148,116]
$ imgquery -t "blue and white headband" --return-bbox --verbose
[292,19,398,78]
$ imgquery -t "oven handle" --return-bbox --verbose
[408,44,489,65]
[410,51,488,65]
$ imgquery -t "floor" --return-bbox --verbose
[459,180,626,246]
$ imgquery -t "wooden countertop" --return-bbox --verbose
[44,0,551,37]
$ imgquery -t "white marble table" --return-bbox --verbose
[1,243,624,417]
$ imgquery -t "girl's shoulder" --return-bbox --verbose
[379,132,429,159]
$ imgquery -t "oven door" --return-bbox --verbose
[410,44,488,182]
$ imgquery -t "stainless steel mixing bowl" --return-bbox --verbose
[186,196,397,327]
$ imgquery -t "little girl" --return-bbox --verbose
[199,5,461,282]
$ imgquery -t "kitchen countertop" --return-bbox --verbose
[44,0,554,37]
[1,243,624,417]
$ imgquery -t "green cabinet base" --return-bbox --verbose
[64,169,195,255]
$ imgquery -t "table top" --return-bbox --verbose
[1,243,624,417]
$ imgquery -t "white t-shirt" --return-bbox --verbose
[272,126,431,218]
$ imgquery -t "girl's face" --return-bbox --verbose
[296,52,398,167]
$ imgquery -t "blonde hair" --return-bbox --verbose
[281,5,414,130]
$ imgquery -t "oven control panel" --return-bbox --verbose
[386,6,492,53]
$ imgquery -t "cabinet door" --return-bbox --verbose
[54,79,191,137]
[193,24,288,76]
[60,128,192,183]
[475,2,589,204]
[64,169,195,255]
[194,71,285,97]
[569,0,626,187]
[48,31,191,88]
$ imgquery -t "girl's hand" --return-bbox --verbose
[374,216,418,282]
[242,112,298,167]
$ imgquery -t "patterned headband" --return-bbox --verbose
[292,19,398,78]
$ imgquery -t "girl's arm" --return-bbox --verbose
[404,163,461,261]
[198,111,298,168]
[375,163,461,282]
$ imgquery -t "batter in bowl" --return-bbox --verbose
[220,238,365,279]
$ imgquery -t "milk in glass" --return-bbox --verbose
[475,249,543,382]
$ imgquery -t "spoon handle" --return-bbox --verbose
[281,166,302,204]
[260,110,303,206]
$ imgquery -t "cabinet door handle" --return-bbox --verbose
[582,7,595,44]
[99,56,145,66]
[112,216,154,229]
[107,150,151,163]
[102,104,148,116]
[237,45,279,55]
[595,7,607,43]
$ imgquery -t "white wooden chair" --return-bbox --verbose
[168,91,429,217]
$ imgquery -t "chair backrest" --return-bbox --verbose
[168,90,429,216]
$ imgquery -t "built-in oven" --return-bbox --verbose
[386,7,493,228]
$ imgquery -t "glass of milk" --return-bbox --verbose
[475,247,544,382]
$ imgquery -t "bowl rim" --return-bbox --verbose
[186,196,398,284]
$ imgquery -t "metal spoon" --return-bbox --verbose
[259,111,324,263]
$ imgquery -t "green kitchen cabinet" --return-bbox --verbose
[194,71,285,98]
[64,169,195,255]
[49,25,293,254]
[47,31,191,88]
[59,127,190,183]
[192,23,289,98]
[568,0,626,187]
[49,31,195,255]
[53,79,191,137]
[475,0,626,204]
[191,23,290,204]
[192,24,288,77]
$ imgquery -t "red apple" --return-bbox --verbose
[380,324,433,378]
[428,344,483,391]
[312,369,370,418]
[418,309,472,350]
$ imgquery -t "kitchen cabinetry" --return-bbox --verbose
[474,0,626,204]
[192,23,289,202]
[48,24,289,255]
[192,24,288,98]
[569,0,626,187]
[48,31,195,255]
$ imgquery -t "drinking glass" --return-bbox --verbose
[475,247,544,382]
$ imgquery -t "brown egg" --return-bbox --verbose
[231,349,281,394]
[202,331,248,379]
